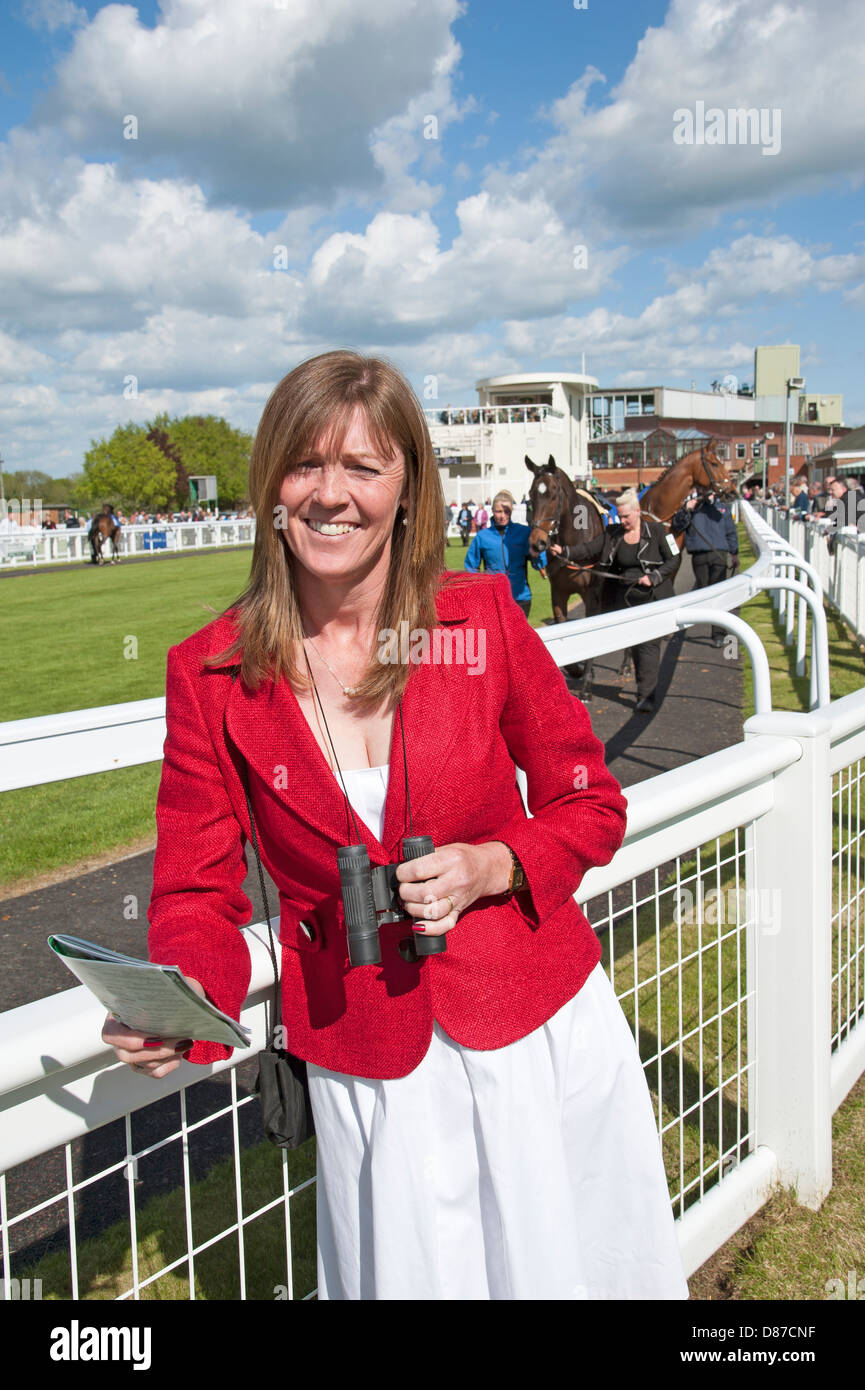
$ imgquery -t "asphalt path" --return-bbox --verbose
[1,549,743,1278]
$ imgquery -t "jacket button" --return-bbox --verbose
[299,921,316,942]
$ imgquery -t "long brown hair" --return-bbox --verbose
[208,350,448,704]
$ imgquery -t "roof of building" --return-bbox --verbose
[812,422,865,461]
[475,371,598,391]
[588,427,711,445]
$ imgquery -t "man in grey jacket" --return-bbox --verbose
[672,491,739,647]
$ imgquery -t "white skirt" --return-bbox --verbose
[307,962,689,1301]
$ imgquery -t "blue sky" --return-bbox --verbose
[1,0,863,477]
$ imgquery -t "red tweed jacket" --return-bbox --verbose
[147,570,628,1079]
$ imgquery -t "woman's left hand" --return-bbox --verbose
[638,575,653,587]
[395,841,513,936]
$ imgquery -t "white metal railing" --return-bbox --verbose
[2,499,865,1299]
[0,519,256,568]
[755,501,865,646]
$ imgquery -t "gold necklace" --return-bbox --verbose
[302,630,361,697]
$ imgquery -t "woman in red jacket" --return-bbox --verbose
[104,350,687,1301]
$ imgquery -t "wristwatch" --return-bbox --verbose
[505,846,526,894]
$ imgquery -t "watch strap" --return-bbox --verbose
[505,845,526,893]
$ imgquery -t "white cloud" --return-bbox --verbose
[31,0,465,211]
[3,0,864,474]
[484,0,865,239]
[0,330,53,383]
[21,0,86,31]
[0,135,281,335]
[300,192,626,339]
[499,233,857,377]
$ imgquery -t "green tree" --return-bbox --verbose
[165,415,252,507]
[2,469,71,506]
[81,423,177,512]
[146,412,189,508]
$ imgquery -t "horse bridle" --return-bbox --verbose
[529,469,566,547]
[698,443,732,496]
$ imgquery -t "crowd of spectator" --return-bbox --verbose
[446,496,532,539]
[24,505,256,531]
[436,406,550,426]
[741,474,865,528]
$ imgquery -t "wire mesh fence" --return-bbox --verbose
[582,826,755,1225]
[831,757,865,1055]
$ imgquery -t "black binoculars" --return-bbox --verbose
[337,835,448,967]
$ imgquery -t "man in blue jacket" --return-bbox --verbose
[464,490,546,617]
[671,490,739,647]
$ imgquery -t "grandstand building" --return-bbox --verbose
[426,345,850,498]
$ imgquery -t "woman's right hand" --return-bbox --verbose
[102,976,207,1079]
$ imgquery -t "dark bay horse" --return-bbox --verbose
[526,454,608,700]
[89,510,122,565]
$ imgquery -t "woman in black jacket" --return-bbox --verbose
[550,489,680,713]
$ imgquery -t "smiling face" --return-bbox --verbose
[276,405,408,587]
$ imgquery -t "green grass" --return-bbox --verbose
[0,549,255,721]
[737,522,865,708]
[0,551,252,891]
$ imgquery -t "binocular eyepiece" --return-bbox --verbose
[337,835,447,967]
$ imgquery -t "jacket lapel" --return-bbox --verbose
[211,577,472,860]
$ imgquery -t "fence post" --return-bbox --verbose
[743,709,833,1209]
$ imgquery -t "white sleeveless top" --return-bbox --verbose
[338,763,389,841]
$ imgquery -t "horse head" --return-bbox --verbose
[526,454,563,558]
[696,440,736,498]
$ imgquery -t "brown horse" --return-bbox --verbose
[638,441,734,546]
[88,510,122,565]
[525,454,608,700]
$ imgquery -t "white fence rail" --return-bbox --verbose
[2,500,864,1299]
[0,519,256,568]
[755,501,865,646]
[2,518,465,570]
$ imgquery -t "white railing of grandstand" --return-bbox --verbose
[2,499,864,1298]
[425,403,564,430]
[0,519,256,568]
